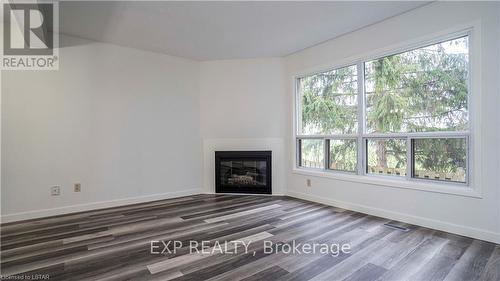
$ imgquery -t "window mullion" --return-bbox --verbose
[296,79,302,136]
[466,135,470,185]
[296,138,301,168]
[356,62,365,175]
[324,138,330,170]
[406,137,412,180]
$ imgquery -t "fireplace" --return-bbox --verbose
[215,151,272,194]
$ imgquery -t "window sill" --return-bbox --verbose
[291,168,482,198]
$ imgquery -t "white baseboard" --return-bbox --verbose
[1,189,202,223]
[287,190,500,244]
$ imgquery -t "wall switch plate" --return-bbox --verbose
[306,179,311,187]
[51,186,61,196]
[74,183,81,192]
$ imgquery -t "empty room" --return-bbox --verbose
[1,1,499,280]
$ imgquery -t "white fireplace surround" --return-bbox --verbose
[202,138,286,195]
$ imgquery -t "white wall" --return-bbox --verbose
[285,1,500,243]
[200,58,287,139]
[199,58,288,194]
[1,35,202,221]
[497,2,500,234]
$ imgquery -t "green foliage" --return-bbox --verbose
[300,65,358,135]
[300,139,323,168]
[329,139,357,171]
[367,139,407,170]
[366,38,468,133]
[368,56,406,133]
[413,138,466,173]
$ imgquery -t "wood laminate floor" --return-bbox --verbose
[1,194,499,281]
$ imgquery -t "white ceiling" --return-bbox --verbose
[60,1,430,61]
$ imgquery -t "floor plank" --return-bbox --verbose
[1,194,498,281]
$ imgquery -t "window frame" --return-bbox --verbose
[364,137,408,178]
[293,28,477,196]
[327,137,358,174]
[409,135,469,184]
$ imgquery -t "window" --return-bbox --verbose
[298,65,358,135]
[298,139,324,169]
[412,138,467,183]
[329,139,357,172]
[296,34,470,186]
[364,36,468,133]
[366,138,407,177]
[297,64,358,173]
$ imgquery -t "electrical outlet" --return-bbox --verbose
[74,183,81,192]
[51,186,60,196]
[306,179,311,187]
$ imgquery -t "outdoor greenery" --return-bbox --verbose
[298,36,469,182]
[299,139,324,169]
[366,139,407,176]
[299,65,358,135]
[365,37,469,133]
[413,138,466,182]
[329,139,357,172]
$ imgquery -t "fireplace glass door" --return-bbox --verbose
[220,160,267,186]
[215,151,272,194]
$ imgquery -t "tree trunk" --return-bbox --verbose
[376,140,387,168]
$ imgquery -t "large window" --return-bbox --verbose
[296,34,470,185]
[298,65,358,135]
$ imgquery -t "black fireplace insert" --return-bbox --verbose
[215,151,272,194]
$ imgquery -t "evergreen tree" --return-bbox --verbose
[300,37,468,176]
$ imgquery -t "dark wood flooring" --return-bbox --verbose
[1,194,499,281]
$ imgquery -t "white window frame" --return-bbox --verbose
[292,25,482,198]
